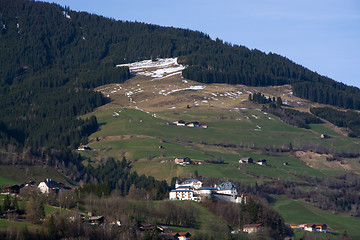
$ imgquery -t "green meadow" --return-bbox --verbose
[272,195,360,238]
[83,107,358,183]
[0,166,75,186]
[79,107,360,236]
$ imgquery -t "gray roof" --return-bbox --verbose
[183,179,200,184]
[217,182,236,191]
[43,179,60,189]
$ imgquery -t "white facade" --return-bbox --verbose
[175,179,203,189]
[169,190,195,201]
[37,179,60,194]
[38,182,51,194]
[216,182,238,196]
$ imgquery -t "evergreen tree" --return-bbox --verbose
[3,195,11,211]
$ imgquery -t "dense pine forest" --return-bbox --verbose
[1,0,360,172]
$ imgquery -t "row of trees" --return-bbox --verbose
[3,0,360,156]
[249,92,322,129]
[81,158,169,200]
[310,107,360,137]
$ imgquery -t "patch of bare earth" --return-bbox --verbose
[295,151,360,171]
[94,57,350,138]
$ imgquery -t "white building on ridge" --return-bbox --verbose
[170,179,246,203]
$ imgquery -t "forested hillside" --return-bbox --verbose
[1,0,359,158]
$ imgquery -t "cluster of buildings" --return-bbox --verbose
[167,120,208,128]
[239,157,267,166]
[0,179,72,195]
[37,178,72,194]
[139,225,191,240]
[291,223,327,233]
[169,179,246,203]
[174,157,202,166]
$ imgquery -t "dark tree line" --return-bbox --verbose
[202,197,293,239]
[249,92,322,129]
[310,107,360,137]
[81,158,169,200]
[1,0,360,170]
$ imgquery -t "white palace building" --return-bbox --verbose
[169,179,246,203]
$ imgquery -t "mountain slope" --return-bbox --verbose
[1,0,360,153]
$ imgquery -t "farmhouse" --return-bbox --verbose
[174,157,185,164]
[239,157,253,164]
[242,223,262,234]
[174,120,186,126]
[174,157,192,165]
[37,179,60,194]
[256,159,267,165]
[169,120,208,129]
[77,145,91,151]
[186,121,199,127]
[304,224,327,233]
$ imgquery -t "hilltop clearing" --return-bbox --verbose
[97,58,322,112]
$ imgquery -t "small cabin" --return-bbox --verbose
[239,157,253,164]
[256,159,267,165]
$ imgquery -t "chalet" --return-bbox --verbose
[161,232,191,240]
[199,124,208,128]
[37,179,60,194]
[174,157,185,164]
[315,224,327,233]
[304,224,327,233]
[174,157,192,165]
[77,145,91,151]
[239,157,253,164]
[304,224,315,232]
[186,122,199,127]
[175,120,186,126]
[85,216,104,226]
[242,223,262,234]
[256,159,267,165]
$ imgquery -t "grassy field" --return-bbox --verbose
[81,107,358,183]
[0,175,21,186]
[88,108,359,152]
[0,165,75,186]
[78,106,360,237]
[272,195,360,238]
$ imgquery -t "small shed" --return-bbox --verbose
[256,159,267,165]
[239,157,253,164]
